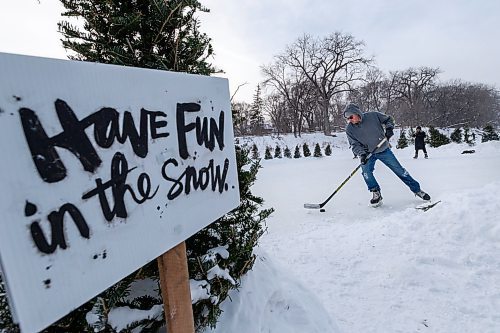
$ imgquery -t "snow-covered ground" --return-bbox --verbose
[209,132,500,333]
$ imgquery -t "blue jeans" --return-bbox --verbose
[361,148,421,193]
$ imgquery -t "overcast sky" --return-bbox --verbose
[1,0,499,103]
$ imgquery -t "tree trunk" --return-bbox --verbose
[321,99,331,136]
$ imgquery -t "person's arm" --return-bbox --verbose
[376,112,394,130]
[376,112,395,139]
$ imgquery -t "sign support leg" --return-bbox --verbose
[157,241,195,333]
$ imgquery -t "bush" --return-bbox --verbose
[463,127,475,146]
[302,143,311,157]
[314,143,322,157]
[428,127,451,147]
[450,128,462,143]
[264,146,273,159]
[324,144,332,156]
[284,146,292,158]
[396,129,409,149]
[251,143,259,159]
[274,145,282,158]
[481,125,499,142]
[293,145,301,158]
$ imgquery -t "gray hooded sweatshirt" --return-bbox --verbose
[344,104,394,157]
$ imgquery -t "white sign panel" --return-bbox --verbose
[0,53,239,333]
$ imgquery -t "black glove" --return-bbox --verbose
[360,154,368,165]
[385,128,394,139]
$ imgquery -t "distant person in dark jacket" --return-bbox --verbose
[413,126,428,159]
[344,103,431,206]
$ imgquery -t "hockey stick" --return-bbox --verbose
[304,137,388,209]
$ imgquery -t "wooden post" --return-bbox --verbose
[157,241,195,333]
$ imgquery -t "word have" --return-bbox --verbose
[19,99,169,183]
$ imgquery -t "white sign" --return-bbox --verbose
[0,53,239,333]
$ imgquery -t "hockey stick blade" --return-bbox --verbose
[304,203,321,209]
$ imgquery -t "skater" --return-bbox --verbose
[413,126,428,159]
[344,103,431,206]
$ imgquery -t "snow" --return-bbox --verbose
[207,132,500,333]
[108,304,163,332]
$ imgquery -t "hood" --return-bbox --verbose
[343,103,363,119]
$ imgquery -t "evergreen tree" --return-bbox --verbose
[249,85,264,135]
[264,146,273,159]
[450,128,463,143]
[251,143,259,159]
[396,129,409,149]
[302,143,311,157]
[185,147,273,329]
[408,127,416,145]
[464,127,474,146]
[274,145,282,158]
[294,145,301,158]
[14,2,276,332]
[428,127,451,147]
[58,0,214,74]
[324,144,332,156]
[284,146,292,158]
[313,143,322,157]
[481,125,500,142]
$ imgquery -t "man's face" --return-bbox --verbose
[347,114,361,124]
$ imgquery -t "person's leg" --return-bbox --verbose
[423,146,428,158]
[360,155,380,192]
[377,149,421,193]
[414,149,418,158]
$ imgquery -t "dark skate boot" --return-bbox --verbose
[370,190,383,207]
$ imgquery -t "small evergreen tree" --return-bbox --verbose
[464,127,474,146]
[249,85,264,135]
[274,145,282,158]
[481,125,499,142]
[396,129,409,149]
[408,127,416,145]
[428,127,451,147]
[284,146,292,158]
[450,128,463,143]
[324,144,332,156]
[264,146,273,159]
[294,145,301,158]
[251,143,259,159]
[302,143,311,157]
[313,143,322,157]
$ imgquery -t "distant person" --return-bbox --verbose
[413,126,428,159]
[344,103,431,207]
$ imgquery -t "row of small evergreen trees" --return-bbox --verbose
[396,125,499,149]
[250,143,333,160]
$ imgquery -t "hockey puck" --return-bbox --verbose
[319,209,326,212]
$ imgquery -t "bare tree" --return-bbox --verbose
[280,32,372,135]
[231,101,252,136]
[263,93,289,135]
[262,59,317,136]
[348,67,386,112]
[389,67,441,126]
[431,80,500,127]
